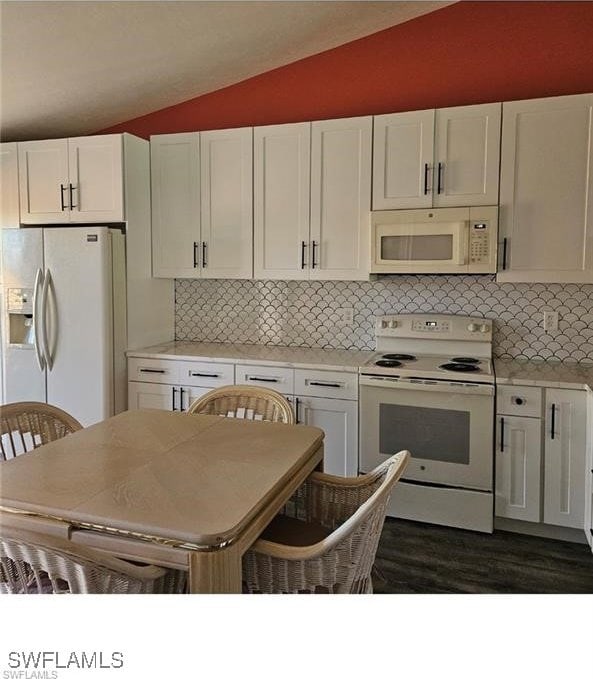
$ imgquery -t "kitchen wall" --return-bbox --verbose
[105,1,593,363]
[176,278,593,364]
[101,2,593,137]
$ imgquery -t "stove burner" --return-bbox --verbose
[451,357,480,364]
[381,353,416,361]
[440,362,481,373]
[375,359,402,368]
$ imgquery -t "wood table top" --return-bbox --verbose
[0,409,324,548]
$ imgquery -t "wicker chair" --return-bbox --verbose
[0,401,82,461]
[0,528,186,594]
[242,450,410,594]
[187,385,294,424]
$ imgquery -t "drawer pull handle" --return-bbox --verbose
[308,381,342,388]
[140,368,167,374]
[247,376,279,383]
[190,372,221,378]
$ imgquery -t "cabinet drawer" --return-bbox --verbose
[178,361,234,388]
[295,369,358,401]
[235,364,294,395]
[128,357,178,384]
[496,385,541,418]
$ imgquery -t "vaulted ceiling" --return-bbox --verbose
[0,1,452,141]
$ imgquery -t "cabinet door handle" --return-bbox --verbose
[308,381,342,388]
[190,372,221,378]
[202,242,207,267]
[69,183,76,209]
[246,376,279,383]
[193,242,199,268]
[311,241,318,269]
[499,417,505,452]
[502,238,508,271]
[423,163,430,195]
[550,403,556,440]
[437,162,444,194]
[301,241,307,269]
[294,397,300,424]
[140,368,166,374]
[60,184,67,211]
[179,387,185,412]
[172,387,178,411]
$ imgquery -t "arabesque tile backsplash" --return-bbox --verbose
[175,277,593,363]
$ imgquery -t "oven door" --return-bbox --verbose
[359,375,494,491]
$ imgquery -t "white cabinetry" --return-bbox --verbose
[496,385,542,522]
[373,103,501,210]
[18,135,124,224]
[543,388,587,529]
[254,117,372,281]
[127,357,234,412]
[294,368,358,476]
[495,383,589,533]
[254,123,310,279]
[1,143,20,227]
[498,93,593,282]
[151,128,253,279]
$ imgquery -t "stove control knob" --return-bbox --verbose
[389,320,398,329]
[467,323,478,332]
[479,324,490,333]
[381,321,389,329]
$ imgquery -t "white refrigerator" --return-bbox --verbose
[1,225,169,426]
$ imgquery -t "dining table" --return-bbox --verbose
[0,409,324,593]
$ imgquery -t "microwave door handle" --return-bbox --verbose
[453,223,468,265]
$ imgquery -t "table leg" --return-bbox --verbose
[188,544,243,593]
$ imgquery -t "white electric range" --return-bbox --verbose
[359,313,495,533]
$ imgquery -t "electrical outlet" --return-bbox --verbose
[543,311,559,332]
[338,307,354,325]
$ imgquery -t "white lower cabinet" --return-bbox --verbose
[296,396,358,477]
[495,383,589,533]
[128,381,208,412]
[495,414,541,522]
[127,357,234,413]
[129,356,360,478]
[543,388,587,529]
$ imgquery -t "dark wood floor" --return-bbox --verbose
[373,518,593,594]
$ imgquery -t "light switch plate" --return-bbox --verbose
[543,311,559,332]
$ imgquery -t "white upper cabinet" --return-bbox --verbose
[151,129,253,279]
[18,135,124,224]
[200,127,253,279]
[151,133,200,278]
[433,104,501,207]
[1,142,20,228]
[373,109,434,209]
[254,117,371,281]
[310,116,372,280]
[373,103,501,210]
[254,123,311,280]
[499,93,593,283]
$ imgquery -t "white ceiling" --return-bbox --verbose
[0,1,452,141]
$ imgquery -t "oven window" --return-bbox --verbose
[380,234,453,261]
[379,403,470,464]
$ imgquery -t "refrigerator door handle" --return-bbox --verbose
[41,268,56,371]
[32,268,46,371]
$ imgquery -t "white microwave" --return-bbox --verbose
[371,206,498,274]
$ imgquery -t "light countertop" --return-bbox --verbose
[127,341,375,373]
[494,358,593,391]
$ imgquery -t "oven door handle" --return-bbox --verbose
[359,375,495,397]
